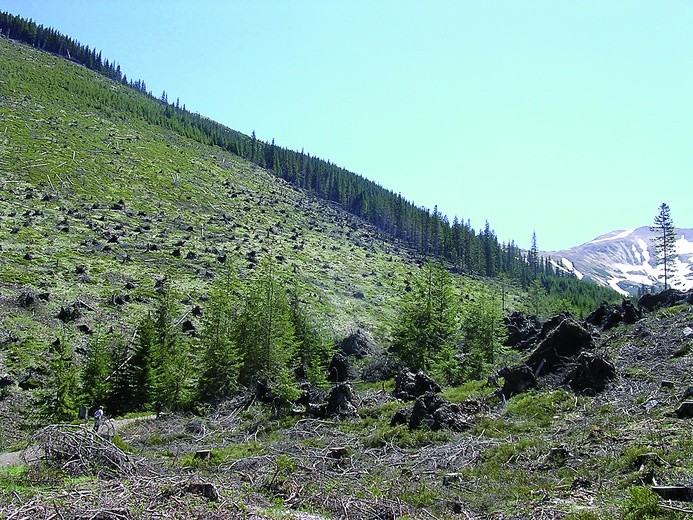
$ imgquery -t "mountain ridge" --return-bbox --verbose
[548,225,693,296]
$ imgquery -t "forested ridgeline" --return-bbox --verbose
[0,11,618,313]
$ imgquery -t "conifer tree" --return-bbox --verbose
[42,330,79,422]
[108,314,156,413]
[460,289,507,381]
[237,256,299,404]
[79,326,112,411]
[651,203,677,290]
[150,282,193,410]
[289,290,333,387]
[391,260,459,380]
[527,279,546,318]
[528,231,539,280]
[198,266,243,401]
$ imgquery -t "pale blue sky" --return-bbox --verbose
[2,1,692,250]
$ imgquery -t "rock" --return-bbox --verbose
[563,352,616,395]
[496,364,537,399]
[683,327,693,338]
[525,318,593,375]
[393,370,441,401]
[327,352,351,382]
[675,401,693,419]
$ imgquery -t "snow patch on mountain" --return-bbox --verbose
[548,226,693,297]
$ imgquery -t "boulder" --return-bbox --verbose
[393,370,441,401]
[563,352,616,395]
[525,318,593,375]
[497,364,537,399]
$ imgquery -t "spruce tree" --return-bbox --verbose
[42,330,79,422]
[150,282,193,410]
[651,203,677,289]
[391,260,459,380]
[198,267,243,401]
[460,289,507,381]
[237,256,299,404]
[289,290,333,387]
[79,326,112,411]
[527,279,545,318]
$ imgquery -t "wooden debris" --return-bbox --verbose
[193,449,212,460]
[674,401,693,418]
[651,486,693,502]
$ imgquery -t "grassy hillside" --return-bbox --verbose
[0,36,437,340]
[1,36,692,520]
[0,37,511,400]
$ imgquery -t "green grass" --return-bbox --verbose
[179,440,267,467]
[506,389,579,428]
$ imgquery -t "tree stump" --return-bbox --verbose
[194,449,212,460]
[675,401,693,418]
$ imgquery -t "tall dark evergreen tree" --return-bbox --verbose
[197,267,243,401]
[42,330,79,422]
[79,326,112,411]
[149,282,193,410]
[391,260,459,381]
[651,203,677,290]
[237,256,299,404]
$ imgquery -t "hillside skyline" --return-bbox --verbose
[2,1,692,250]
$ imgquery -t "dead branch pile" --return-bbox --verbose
[23,424,137,478]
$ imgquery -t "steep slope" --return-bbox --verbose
[0,37,448,358]
[549,226,693,296]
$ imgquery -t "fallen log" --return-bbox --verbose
[651,486,693,502]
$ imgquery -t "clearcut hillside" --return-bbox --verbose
[1,35,487,348]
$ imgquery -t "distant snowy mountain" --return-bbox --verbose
[548,227,693,297]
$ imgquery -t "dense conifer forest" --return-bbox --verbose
[0,10,618,315]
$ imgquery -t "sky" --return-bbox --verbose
[2,1,692,251]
